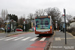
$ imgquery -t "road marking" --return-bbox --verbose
[0,38,5,40]
[14,37,24,41]
[30,37,39,41]
[5,37,17,41]
[22,37,31,41]
[0,37,10,40]
[55,37,61,41]
[40,37,46,41]
[50,32,55,50]
[51,46,74,49]
[61,38,74,39]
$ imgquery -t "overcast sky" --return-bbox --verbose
[0,0,75,18]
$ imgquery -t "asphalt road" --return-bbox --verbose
[0,32,52,50]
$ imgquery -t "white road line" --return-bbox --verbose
[30,37,39,41]
[61,38,74,39]
[40,37,46,41]
[14,37,24,41]
[55,37,61,41]
[0,38,5,40]
[5,37,17,41]
[22,37,31,41]
[0,37,10,40]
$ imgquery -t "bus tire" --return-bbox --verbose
[39,34,42,36]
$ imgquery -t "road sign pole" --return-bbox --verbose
[64,9,67,44]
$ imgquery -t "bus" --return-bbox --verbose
[34,16,54,35]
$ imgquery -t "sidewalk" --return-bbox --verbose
[0,31,23,37]
[49,31,75,50]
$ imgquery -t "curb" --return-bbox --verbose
[44,35,54,50]
[44,37,54,50]
[44,42,51,50]
[44,32,55,50]
[6,33,24,37]
[6,32,34,37]
[66,32,75,38]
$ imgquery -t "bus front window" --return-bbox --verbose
[35,18,50,30]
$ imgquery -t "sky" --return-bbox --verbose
[0,0,75,18]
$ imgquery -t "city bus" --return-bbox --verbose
[34,16,54,35]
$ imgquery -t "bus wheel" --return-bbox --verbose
[50,32,54,35]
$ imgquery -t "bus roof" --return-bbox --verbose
[35,16,50,19]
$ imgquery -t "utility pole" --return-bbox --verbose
[64,9,67,44]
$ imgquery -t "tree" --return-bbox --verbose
[66,15,72,21]
[27,13,33,19]
[73,17,75,21]
[6,14,18,22]
[1,10,8,20]
[34,9,45,17]
[6,14,12,20]
[12,14,18,22]
[18,17,25,25]
[45,7,60,22]
[0,18,3,28]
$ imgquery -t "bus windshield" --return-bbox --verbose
[35,18,50,30]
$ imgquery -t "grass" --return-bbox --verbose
[67,28,75,36]
[6,33,24,37]
[29,30,34,32]
[0,30,5,33]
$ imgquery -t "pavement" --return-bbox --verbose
[49,31,75,50]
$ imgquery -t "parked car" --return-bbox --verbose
[16,28,23,31]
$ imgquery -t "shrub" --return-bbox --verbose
[72,31,75,36]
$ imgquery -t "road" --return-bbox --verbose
[0,32,53,50]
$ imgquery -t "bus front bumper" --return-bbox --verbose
[35,30,52,34]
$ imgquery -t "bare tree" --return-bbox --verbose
[18,17,25,25]
[44,7,61,21]
[1,9,8,20]
[0,18,3,28]
[73,17,75,21]
[66,15,72,22]
[27,13,33,19]
[34,9,45,17]
[5,10,8,19]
